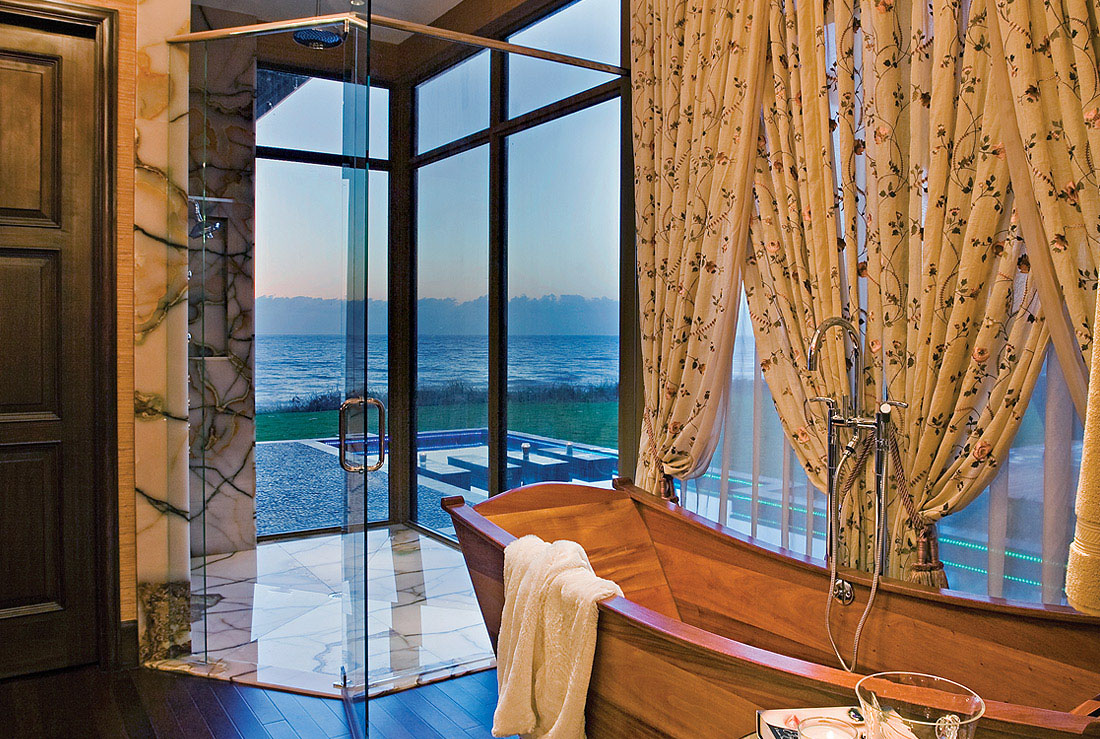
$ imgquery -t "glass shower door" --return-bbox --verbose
[340,17,372,732]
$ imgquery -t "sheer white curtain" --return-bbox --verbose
[680,317,1079,605]
[677,295,825,560]
[938,347,1081,605]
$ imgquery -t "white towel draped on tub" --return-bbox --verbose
[492,535,623,739]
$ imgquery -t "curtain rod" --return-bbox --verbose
[167,13,628,77]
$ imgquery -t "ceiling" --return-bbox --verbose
[194,0,468,42]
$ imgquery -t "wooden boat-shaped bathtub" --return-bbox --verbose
[442,480,1100,738]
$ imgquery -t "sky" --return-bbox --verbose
[252,0,621,304]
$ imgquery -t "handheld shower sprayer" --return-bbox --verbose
[189,201,222,239]
[807,317,906,672]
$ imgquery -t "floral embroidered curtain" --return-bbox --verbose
[743,0,1049,576]
[986,0,1100,614]
[629,0,771,494]
[991,0,1100,396]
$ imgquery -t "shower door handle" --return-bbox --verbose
[364,397,386,472]
[338,397,365,473]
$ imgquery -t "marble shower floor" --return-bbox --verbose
[368,525,496,696]
[153,527,495,699]
[153,533,349,696]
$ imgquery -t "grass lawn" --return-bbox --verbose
[256,409,339,442]
[256,400,619,449]
[508,400,618,449]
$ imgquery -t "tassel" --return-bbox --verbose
[659,473,679,504]
[906,523,949,589]
[888,429,948,590]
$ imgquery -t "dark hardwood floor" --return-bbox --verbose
[0,665,506,738]
[368,669,506,739]
[0,666,352,738]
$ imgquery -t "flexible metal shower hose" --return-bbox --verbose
[825,434,883,673]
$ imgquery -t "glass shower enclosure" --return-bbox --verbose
[174,11,374,727]
[173,6,628,735]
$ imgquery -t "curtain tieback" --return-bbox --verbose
[909,525,945,575]
[888,430,948,589]
[659,473,679,504]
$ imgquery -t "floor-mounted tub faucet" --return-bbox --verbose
[806,316,906,672]
[807,316,864,565]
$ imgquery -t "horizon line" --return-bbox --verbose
[255,293,621,302]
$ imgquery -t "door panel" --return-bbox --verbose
[0,49,60,226]
[0,249,59,416]
[341,26,369,730]
[0,18,99,677]
[0,443,61,612]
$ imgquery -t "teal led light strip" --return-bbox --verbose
[938,536,1043,564]
[940,560,1042,588]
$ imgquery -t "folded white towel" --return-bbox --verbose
[493,535,623,739]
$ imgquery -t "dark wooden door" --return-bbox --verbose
[0,16,100,677]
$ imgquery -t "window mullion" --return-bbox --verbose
[487,49,508,497]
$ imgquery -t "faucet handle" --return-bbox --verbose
[884,400,908,410]
[808,396,840,420]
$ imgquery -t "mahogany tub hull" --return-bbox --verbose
[443,480,1100,738]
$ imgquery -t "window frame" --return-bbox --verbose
[254,65,392,174]
[394,0,638,535]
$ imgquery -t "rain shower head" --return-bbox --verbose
[292,1,345,49]
[292,26,345,49]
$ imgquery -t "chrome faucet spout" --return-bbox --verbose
[807,317,863,418]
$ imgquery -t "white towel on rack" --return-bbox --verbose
[492,535,622,739]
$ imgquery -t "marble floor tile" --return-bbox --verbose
[180,526,494,699]
[277,535,343,568]
[366,525,495,697]
[188,532,347,697]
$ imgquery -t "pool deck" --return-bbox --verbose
[256,440,486,537]
[256,432,618,538]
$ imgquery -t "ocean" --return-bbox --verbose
[255,332,760,412]
[255,334,621,412]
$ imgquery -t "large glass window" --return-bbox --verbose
[416,50,490,154]
[506,99,621,485]
[507,0,620,117]
[256,70,388,157]
[370,87,390,159]
[252,70,390,528]
[935,351,1081,604]
[415,146,490,534]
[254,159,350,441]
[409,2,627,536]
[678,299,826,560]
